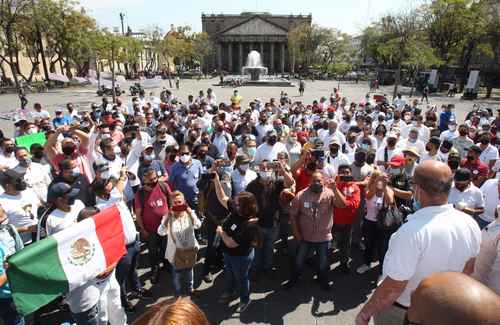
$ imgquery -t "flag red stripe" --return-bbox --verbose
[92,205,126,267]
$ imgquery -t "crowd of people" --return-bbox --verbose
[0,85,500,325]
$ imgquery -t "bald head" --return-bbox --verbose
[408,272,500,325]
[413,160,452,205]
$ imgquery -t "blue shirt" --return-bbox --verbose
[53,115,72,128]
[439,111,456,132]
[168,159,203,207]
[0,243,11,298]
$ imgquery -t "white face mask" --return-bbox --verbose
[239,164,249,172]
[179,154,191,163]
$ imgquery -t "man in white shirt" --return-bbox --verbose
[230,154,257,196]
[30,102,51,120]
[440,120,459,142]
[45,182,85,236]
[319,120,346,151]
[14,147,52,204]
[479,178,500,229]
[255,112,273,144]
[448,168,484,216]
[212,120,233,155]
[325,139,350,173]
[400,128,426,157]
[0,138,19,169]
[375,132,402,171]
[421,137,444,162]
[477,133,498,170]
[393,93,406,110]
[254,130,288,164]
[356,160,481,325]
[0,169,41,244]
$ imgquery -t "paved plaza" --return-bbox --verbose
[0,79,499,324]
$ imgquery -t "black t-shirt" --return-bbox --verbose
[390,173,412,207]
[246,178,284,228]
[222,214,254,256]
[51,174,96,206]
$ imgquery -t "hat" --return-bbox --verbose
[47,182,80,203]
[403,147,420,158]
[428,136,441,147]
[55,108,63,113]
[235,154,250,165]
[0,169,24,185]
[454,168,472,182]
[143,143,154,151]
[388,155,406,168]
[14,118,27,127]
[329,138,340,146]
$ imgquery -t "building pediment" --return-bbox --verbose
[222,16,287,36]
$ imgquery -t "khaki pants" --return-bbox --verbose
[374,304,406,325]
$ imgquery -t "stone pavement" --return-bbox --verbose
[37,243,377,325]
[0,78,499,136]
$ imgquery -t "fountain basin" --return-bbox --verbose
[242,66,268,81]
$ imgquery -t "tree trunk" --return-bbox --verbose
[393,60,402,100]
[166,58,173,88]
[5,26,20,89]
[459,40,475,92]
[111,45,116,103]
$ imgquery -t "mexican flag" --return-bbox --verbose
[7,205,126,315]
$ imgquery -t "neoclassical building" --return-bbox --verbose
[202,12,312,74]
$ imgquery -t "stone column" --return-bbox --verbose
[260,42,264,57]
[239,42,243,73]
[270,42,274,73]
[280,42,285,74]
[228,42,233,72]
[217,42,222,72]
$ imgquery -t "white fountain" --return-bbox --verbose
[242,51,268,81]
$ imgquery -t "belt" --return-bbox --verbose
[393,302,408,310]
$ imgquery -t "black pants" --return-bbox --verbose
[202,220,223,275]
[146,232,166,269]
[116,240,141,305]
[332,224,352,266]
[362,220,384,266]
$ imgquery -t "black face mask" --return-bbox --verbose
[339,175,353,183]
[455,183,469,192]
[306,161,317,171]
[14,179,27,191]
[310,182,323,193]
[62,145,76,156]
[387,139,397,147]
[354,154,366,165]
[329,147,339,156]
[4,147,14,154]
[448,159,460,170]
[267,137,277,146]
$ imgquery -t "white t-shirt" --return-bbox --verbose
[231,169,258,196]
[448,184,484,210]
[440,130,459,142]
[376,146,402,167]
[254,142,288,165]
[46,200,85,235]
[480,179,500,223]
[478,144,498,166]
[95,188,137,245]
[0,190,40,228]
[0,153,19,169]
[365,194,384,222]
[382,204,481,307]
[30,110,51,120]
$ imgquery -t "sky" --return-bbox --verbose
[79,0,417,36]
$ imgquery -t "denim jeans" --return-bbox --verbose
[293,241,330,284]
[223,249,254,304]
[254,226,278,272]
[474,215,491,230]
[71,303,99,325]
[116,239,141,305]
[332,224,352,266]
[172,267,194,297]
[0,298,25,325]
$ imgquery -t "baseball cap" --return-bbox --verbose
[329,138,341,146]
[47,182,79,203]
[403,147,420,158]
[235,154,250,165]
[388,155,406,168]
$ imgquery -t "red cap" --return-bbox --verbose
[389,155,406,168]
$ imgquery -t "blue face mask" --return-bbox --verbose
[247,147,256,158]
[413,199,421,211]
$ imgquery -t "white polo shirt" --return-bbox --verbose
[478,143,499,166]
[382,204,481,307]
[448,184,484,210]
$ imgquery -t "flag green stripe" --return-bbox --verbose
[7,236,69,316]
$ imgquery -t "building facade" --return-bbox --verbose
[202,12,311,74]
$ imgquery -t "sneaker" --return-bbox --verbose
[236,300,251,313]
[356,264,371,275]
[203,273,213,283]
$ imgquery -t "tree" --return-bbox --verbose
[316,29,353,74]
[191,32,213,73]
[288,23,328,73]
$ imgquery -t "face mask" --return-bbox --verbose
[448,159,460,170]
[180,154,191,163]
[330,147,339,156]
[27,128,37,134]
[354,154,366,164]
[259,170,274,181]
[15,180,27,191]
[247,147,256,158]
[4,147,14,154]
[310,182,323,193]
[413,199,421,211]
[425,144,433,152]
[239,164,249,173]
[62,145,76,156]
[466,155,475,162]
[101,133,111,140]
[289,137,297,144]
[144,154,155,161]
[267,137,277,146]
[72,167,80,177]
[449,125,456,131]
[387,139,397,147]
[339,175,353,182]
[19,157,31,167]
[389,168,401,176]
[455,183,469,192]
[114,146,121,155]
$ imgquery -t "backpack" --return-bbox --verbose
[0,224,24,253]
[138,181,172,212]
